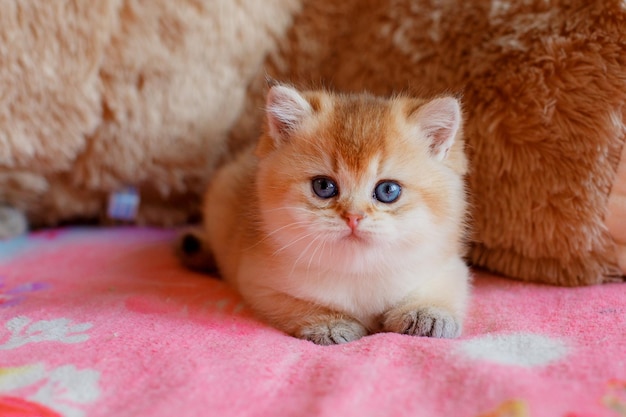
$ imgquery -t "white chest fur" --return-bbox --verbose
[237,239,460,330]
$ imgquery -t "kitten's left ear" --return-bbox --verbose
[411,97,462,161]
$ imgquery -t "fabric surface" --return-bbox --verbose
[0,227,624,417]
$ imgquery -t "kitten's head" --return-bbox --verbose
[255,85,467,273]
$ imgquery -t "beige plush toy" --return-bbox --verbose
[0,0,301,232]
[2,0,625,287]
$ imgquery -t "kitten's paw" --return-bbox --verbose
[383,307,461,339]
[0,206,28,240]
[175,227,218,273]
[297,318,368,345]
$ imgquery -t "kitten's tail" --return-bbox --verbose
[175,227,218,274]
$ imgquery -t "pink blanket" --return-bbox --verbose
[0,227,624,417]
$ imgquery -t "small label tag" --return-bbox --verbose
[107,187,140,221]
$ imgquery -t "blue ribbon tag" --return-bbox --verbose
[107,187,140,221]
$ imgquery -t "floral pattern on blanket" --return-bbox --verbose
[0,277,49,308]
[0,317,92,350]
[0,227,624,417]
[0,363,100,417]
[0,303,98,416]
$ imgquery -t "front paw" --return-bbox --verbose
[297,318,368,345]
[383,306,461,338]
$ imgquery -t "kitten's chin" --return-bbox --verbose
[332,228,373,245]
[342,233,370,244]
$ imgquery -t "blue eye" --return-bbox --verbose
[312,177,338,199]
[374,181,401,203]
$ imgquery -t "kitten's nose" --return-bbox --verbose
[344,213,365,230]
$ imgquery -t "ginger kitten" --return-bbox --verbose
[179,84,471,345]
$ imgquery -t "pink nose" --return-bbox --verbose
[344,213,365,230]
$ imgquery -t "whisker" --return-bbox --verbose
[244,220,311,251]
[272,231,319,256]
[263,220,310,240]
[289,234,323,277]
[306,235,328,278]
[315,238,329,281]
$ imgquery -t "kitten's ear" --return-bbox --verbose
[266,85,313,143]
[411,97,462,161]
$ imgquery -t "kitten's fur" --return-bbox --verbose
[179,85,470,345]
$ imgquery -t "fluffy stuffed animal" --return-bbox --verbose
[0,0,300,233]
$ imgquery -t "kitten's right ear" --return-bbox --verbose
[265,85,312,143]
[410,97,462,161]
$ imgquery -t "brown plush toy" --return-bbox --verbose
[232,0,626,286]
[2,0,625,287]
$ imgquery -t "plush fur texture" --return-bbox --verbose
[0,0,301,230]
[1,0,625,287]
[233,0,626,286]
[179,86,470,344]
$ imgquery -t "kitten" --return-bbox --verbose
[179,84,471,345]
